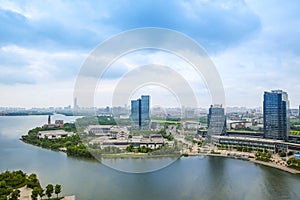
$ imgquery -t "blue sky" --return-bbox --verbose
[0,0,300,108]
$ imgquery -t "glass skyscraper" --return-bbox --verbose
[207,104,226,140]
[263,90,289,140]
[131,95,150,129]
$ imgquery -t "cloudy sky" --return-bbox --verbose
[0,0,300,108]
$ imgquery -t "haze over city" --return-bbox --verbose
[1,0,300,108]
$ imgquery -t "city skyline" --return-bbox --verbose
[1,1,300,108]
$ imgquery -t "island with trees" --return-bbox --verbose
[21,116,183,159]
[21,122,94,159]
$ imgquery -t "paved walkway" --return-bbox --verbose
[63,195,76,200]
[19,186,32,200]
[194,145,300,174]
[250,158,300,174]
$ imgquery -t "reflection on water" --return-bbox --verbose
[1,115,300,200]
[257,164,298,200]
[101,157,179,173]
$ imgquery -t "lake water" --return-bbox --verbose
[1,115,300,200]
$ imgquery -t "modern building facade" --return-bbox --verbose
[263,90,289,140]
[211,135,300,153]
[207,104,226,140]
[131,95,150,129]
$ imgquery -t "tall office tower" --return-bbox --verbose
[74,97,79,109]
[263,90,289,140]
[207,104,226,140]
[131,95,150,129]
[131,99,141,129]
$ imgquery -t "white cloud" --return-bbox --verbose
[0,45,86,84]
[0,0,299,108]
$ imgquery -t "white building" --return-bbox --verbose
[38,130,75,139]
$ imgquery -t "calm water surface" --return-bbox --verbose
[1,115,300,200]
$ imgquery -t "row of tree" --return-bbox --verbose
[255,152,272,162]
[126,144,154,153]
[66,144,93,158]
[31,184,61,200]
[0,170,62,200]
[287,157,300,170]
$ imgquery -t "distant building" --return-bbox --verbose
[85,125,128,137]
[226,120,252,129]
[289,108,299,117]
[38,130,74,139]
[55,120,64,127]
[43,115,64,128]
[131,95,150,129]
[263,90,289,140]
[48,115,51,124]
[207,104,226,140]
[183,121,199,130]
[74,97,79,109]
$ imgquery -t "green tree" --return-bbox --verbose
[27,174,40,189]
[45,184,53,199]
[31,187,39,200]
[54,184,61,199]
[37,187,45,200]
[126,144,134,152]
[9,189,20,200]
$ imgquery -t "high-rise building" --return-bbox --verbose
[263,90,289,140]
[74,97,79,109]
[131,95,150,129]
[131,99,140,128]
[207,104,226,139]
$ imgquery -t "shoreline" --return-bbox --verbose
[204,153,300,174]
[21,138,180,159]
[250,158,300,174]
[21,138,300,174]
[100,153,181,159]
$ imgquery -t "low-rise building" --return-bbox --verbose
[184,122,199,130]
[90,134,164,150]
[42,115,64,128]
[85,125,113,135]
[140,135,164,149]
[55,120,64,127]
[85,125,129,138]
[38,130,75,139]
[211,135,278,152]
[211,135,300,153]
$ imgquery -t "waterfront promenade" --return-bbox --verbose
[180,139,300,174]
[250,159,300,174]
[194,146,300,174]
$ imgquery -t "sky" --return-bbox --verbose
[0,0,300,108]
